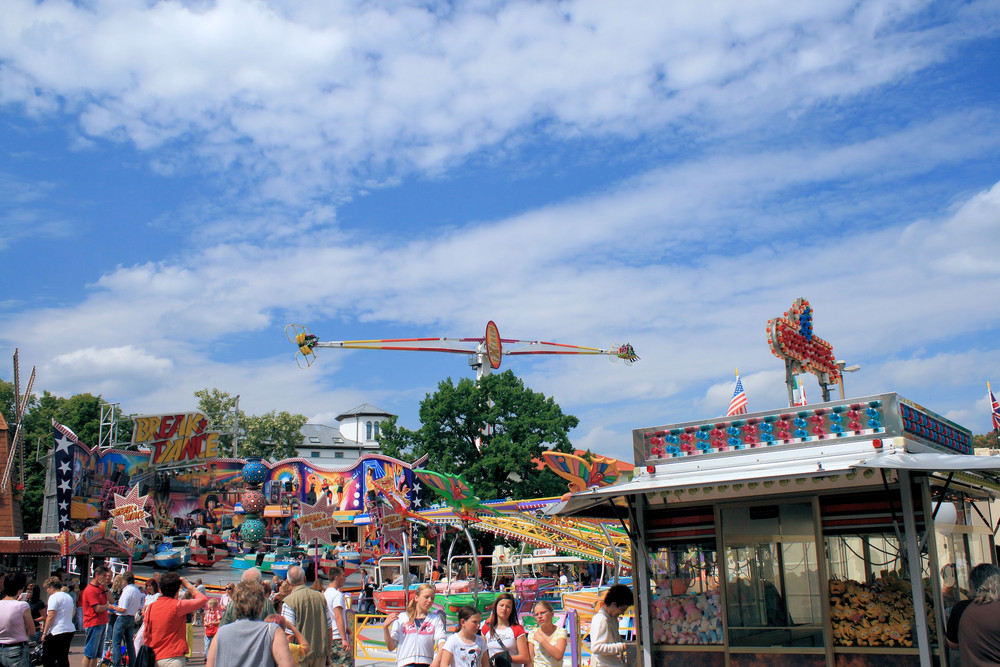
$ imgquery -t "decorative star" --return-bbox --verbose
[111,484,151,539]
[58,501,68,511]
[58,479,71,492]
[296,493,340,545]
[53,432,74,454]
[59,460,72,474]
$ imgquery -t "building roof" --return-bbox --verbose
[335,403,395,421]
[300,423,347,447]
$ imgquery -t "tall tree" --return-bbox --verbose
[194,389,308,461]
[379,370,579,501]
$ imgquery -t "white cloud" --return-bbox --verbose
[2,0,995,200]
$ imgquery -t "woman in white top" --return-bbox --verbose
[383,584,446,667]
[588,585,633,667]
[481,593,530,667]
[40,576,76,667]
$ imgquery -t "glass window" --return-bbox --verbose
[334,452,344,459]
[310,451,320,458]
[366,421,373,440]
[374,422,381,438]
[722,502,823,648]
[649,544,721,645]
[309,436,321,443]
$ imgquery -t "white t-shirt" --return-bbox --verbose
[443,633,487,667]
[324,587,346,641]
[46,591,76,635]
[390,612,447,667]
[559,574,568,586]
[482,623,527,658]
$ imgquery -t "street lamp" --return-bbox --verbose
[836,360,861,400]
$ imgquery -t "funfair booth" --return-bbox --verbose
[554,393,999,667]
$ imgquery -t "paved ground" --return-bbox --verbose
[59,621,391,667]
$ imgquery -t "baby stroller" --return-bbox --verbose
[97,638,129,667]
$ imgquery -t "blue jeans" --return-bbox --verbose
[112,615,136,667]
[0,642,26,667]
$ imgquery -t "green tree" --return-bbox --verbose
[379,370,579,501]
[194,389,308,461]
[0,382,129,532]
[973,431,999,449]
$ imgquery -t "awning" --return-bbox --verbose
[854,452,1000,471]
[549,442,1000,516]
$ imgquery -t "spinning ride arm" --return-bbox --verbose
[285,323,638,373]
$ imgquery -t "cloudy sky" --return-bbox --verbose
[1,0,998,462]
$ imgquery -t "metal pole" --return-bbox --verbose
[784,360,796,407]
[233,395,241,459]
[462,523,480,605]
[899,470,932,667]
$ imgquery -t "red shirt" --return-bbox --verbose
[81,582,108,629]
[145,594,207,660]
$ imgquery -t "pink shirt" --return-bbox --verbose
[0,600,31,643]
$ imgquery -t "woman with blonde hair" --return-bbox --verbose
[528,600,567,667]
[383,583,446,667]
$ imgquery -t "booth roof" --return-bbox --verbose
[548,441,1000,517]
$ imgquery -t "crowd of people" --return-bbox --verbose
[382,582,633,667]
[1,563,633,667]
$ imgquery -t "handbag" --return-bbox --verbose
[491,650,513,667]
[133,645,156,667]
[489,627,514,667]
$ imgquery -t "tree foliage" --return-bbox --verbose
[194,388,307,461]
[973,431,999,449]
[0,377,135,532]
[379,370,579,501]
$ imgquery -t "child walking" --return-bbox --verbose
[440,606,490,667]
[203,598,222,656]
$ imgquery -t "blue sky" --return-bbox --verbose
[1,0,999,463]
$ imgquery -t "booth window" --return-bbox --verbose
[721,502,824,648]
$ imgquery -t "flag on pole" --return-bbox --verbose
[793,374,808,407]
[727,370,748,416]
[52,420,81,533]
[990,382,1000,433]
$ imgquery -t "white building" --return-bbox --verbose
[297,403,395,466]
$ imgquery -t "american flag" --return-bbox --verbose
[727,373,749,416]
[793,374,808,407]
[990,382,1000,433]
[52,420,81,533]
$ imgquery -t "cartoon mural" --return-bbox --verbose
[57,430,420,548]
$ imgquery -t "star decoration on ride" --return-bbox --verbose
[296,493,340,545]
[110,484,151,539]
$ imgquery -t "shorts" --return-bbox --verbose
[330,640,353,667]
[84,624,107,659]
